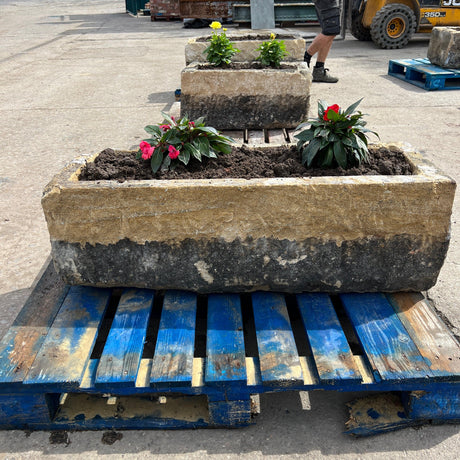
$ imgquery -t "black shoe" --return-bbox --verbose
[312,67,338,83]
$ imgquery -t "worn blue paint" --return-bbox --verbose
[340,293,433,382]
[2,284,460,431]
[150,290,197,387]
[251,292,303,385]
[0,262,68,385]
[402,389,460,419]
[95,289,154,387]
[386,292,460,380]
[388,58,460,91]
[205,294,247,385]
[297,293,361,384]
[23,286,111,387]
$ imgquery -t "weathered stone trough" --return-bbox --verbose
[185,31,306,65]
[41,144,456,294]
[180,62,311,130]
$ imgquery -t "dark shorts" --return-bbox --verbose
[315,0,341,36]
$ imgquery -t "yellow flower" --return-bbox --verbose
[210,21,222,30]
[270,32,276,39]
[223,28,227,31]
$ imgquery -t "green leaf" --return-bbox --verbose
[344,98,363,116]
[150,150,164,173]
[212,141,232,155]
[160,111,175,125]
[144,125,162,137]
[180,147,191,165]
[303,138,322,167]
[321,145,334,167]
[333,142,348,168]
[294,129,315,143]
[161,154,171,170]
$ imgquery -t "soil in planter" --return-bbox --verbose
[196,34,297,42]
[79,145,414,182]
[195,62,295,70]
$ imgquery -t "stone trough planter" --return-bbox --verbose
[41,144,456,294]
[180,62,311,129]
[185,32,306,65]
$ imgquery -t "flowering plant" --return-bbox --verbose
[294,99,379,169]
[137,112,235,173]
[204,21,240,66]
[256,33,288,68]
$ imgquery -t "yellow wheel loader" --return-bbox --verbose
[350,0,460,48]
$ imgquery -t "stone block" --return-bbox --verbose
[185,32,306,65]
[180,62,311,129]
[427,26,460,69]
[41,144,456,293]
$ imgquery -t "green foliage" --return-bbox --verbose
[137,112,235,174]
[294,99,379,169]
[256,34,289,68]
[204,22,240,66]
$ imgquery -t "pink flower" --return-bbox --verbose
[139,141,151,152]
[139,141,155,159]
[189,121,195,128]
[141,146,154,160]
[168,145,180,159]
[160,124,171,131]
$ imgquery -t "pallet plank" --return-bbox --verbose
[251,292,303,386]
[0,262,68,385]
[150,290,197,387]
[95,289,154,387]
[387,292,460,379]
[23,286,111,387]
[340,293,433,382]
[388,58,460,90]
[297,293,362,384]
[205,294,247,385]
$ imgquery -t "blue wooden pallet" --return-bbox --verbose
[388,58,460,91]
[0,263,458,434]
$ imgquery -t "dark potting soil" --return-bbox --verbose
[196,34,297,42]
[79,144,414,182]
[196,62,295,70]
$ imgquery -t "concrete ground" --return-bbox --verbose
[0,0,458,458]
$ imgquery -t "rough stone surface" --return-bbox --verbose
[185,32,306,64]
[180,62,311,129]
[427,26,460,69]
[41,144,456,293]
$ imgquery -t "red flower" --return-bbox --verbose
[189,121,195,128]
[323,104,340,121]
[160,124,171,131]
[168,145,180,159]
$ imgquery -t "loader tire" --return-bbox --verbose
[370,3,416,49]
[350,13,372,41]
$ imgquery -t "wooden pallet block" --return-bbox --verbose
[388,58,460,91]
[0,263,458,432]
[168,101,295,145]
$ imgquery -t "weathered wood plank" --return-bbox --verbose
[297,293,362,384]
[95,289,154,387]
[267,129,288,145]
[223,130,244,144]
[340,293,433,382]
[150,290,197,387]
[23,286,111,387]
[0,262,69,385]
[402,389,460,419]
[247,130,265,145]
[387,292,460,379]
[208,399,252,426]
[205,294,247,385]
[345,393,423,436]
[251,292,303,386]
